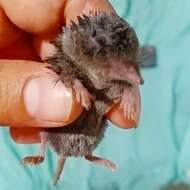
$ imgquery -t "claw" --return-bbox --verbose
[73,80,92,110]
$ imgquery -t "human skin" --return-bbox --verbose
[0,0,140,143]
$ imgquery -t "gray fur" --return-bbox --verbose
[45,107,106,157]
[44,12,142,184]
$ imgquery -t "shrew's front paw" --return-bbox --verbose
[119,88,136,120]
[73,80,93,110]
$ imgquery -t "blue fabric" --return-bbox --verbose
[0,0,190,189]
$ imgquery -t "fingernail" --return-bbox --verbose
[23,77,73,122]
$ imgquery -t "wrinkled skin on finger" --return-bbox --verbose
[0,0,65,37]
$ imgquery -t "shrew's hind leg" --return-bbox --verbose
[21,132,47,165]
[53,156,67,186]
[85,155,117,172]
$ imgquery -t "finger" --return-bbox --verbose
[9,127,42,144]
[33,36,56,60]
[0,33,39,60]
[64,0,115,26]
[0,60,83,128]
[0,0,65,37]
[106,87,141,129]
[0,6,24,49]
[34,0,115,60]
[0,5,40,60]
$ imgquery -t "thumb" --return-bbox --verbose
[0,60,83,128]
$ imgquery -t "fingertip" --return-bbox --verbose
[0,33,40,60]
[1,0,64,37]
[106,103,139,129]
[63,0,115,26]
[82,0,115,16]
[23,76,83,124]
[9,127,41,144]
[0,6,24,49]
[0,60,83,129]
[33,36,56,60]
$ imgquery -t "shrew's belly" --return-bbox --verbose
[47,133,101,157]
[46,104,107,157]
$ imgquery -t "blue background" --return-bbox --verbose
[0,0,190,189]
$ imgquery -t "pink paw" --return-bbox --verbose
[73,80,92,110]
[119,88,136,119]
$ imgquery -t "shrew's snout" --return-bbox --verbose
[125,66,144,86]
